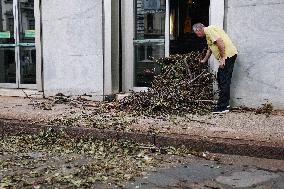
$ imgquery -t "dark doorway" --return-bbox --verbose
[170,0,210,54]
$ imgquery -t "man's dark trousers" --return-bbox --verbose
[217,55,237,109]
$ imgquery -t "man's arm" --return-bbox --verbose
[215,37,226,68]
[200,49,212,63]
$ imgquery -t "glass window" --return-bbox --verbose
[0,0,15,44]
[134,0,165,87]
[0,0,16,84]
[136,0,165,40]
[19,0,35,43]
[19,0,36,84]
[0,0,36,85]
[20,47,36,84]
[0,47,16,83]
[134,43,163,87]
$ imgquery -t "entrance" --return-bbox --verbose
[0,0,36,89]
[170,0,210,54]
[131,0,210,88]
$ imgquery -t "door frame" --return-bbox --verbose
[120,0,225,92]
[121,0,134,92]
[0,0,39,90]
[209,0,225,73]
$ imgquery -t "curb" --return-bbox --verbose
[1,118,283,160]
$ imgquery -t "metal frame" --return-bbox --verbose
[121,0,134,92]
[0,0,37,89]
[165,0,170,57]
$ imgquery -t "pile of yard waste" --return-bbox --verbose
[119,52,215,115]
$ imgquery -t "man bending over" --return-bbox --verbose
[193,23,238,114]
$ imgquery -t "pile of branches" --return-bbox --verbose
[119,52,215,115]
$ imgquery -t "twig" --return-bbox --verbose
[183,58,193,80]
[188,70,207,85]
[186,118,216,126]
[22,89,38,109]
[192,100,216,103]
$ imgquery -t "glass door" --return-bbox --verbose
[0,0,36,89]
[0,0,17,87]
[134,0,166,87]
[18,0,36,87]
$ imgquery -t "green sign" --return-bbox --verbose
[0,31,11,39]
[25,30,35,38]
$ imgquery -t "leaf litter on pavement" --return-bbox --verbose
[2,52,277,188]
[0,128,197,188]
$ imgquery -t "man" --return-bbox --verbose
[193,23,238,114]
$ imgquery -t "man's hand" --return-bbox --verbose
[199,49,212,64]
[199,59,207,64]
[219,57,226,68]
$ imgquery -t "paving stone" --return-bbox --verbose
[216,169,280,188]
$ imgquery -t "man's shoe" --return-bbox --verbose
[212,107,229,114]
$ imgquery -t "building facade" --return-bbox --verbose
[0,0,284,109]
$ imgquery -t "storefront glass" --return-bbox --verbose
[20,47,36,84]
[134,0,166,87]
[19,0,36,84]
[0,0,36,87]
[0,0,16,83]
[0,48,16,83]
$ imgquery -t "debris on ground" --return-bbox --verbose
[35,94,92,111]
[119,52,215,115]
[0,129,194,188]
[232,103,274,117]
[41,101,138,131]
[255,103,274,115]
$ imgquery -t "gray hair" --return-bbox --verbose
[192,23,205,32]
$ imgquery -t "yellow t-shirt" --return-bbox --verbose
[204,25,238,60]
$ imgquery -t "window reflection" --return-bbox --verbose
[136,0,166,40]
[144,0,166,10]
[0,0,36,85]
[144,12,165,39]
[20,47,36,84]
[19,0,35,43]
[0,0,14,44]
[0,48,16,83]
[0,0,15,83]
[135,44,163,87]
[134,0,165,87]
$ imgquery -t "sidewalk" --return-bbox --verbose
[0,96,283,159]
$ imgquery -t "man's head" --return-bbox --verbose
[193,23,205,38]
